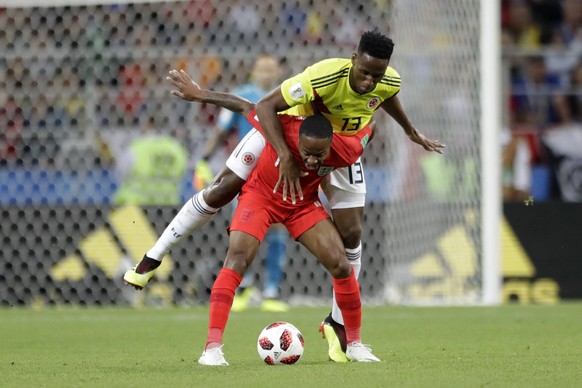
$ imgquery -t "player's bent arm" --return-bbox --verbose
[256,88,307,201]
[380,94,415,136]
[255,88,294,161]
[199,90,255,118]
[381,95,445,154]
[167,69,255,117]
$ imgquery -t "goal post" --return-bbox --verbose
[385,0,502,305]
[480,0,502,305]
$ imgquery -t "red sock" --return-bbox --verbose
[206,268,242,349]
[332,270,361,344]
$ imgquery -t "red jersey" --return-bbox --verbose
[244,110,371,204]
[229,110,372,241]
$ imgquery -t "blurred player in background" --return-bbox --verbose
[112,126,188,206]
[194,54,290,313]
[124,30,444,362]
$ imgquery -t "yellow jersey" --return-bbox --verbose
[280,58,401,135]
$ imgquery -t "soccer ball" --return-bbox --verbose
[257,321,304,365]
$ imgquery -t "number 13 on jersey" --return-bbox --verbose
[348,161,364,184]
[340,117,362,132]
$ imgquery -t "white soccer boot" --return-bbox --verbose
[198,346,229,366]
[345,342,381,362]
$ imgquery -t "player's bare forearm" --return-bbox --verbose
[381,95,414,135]
[167,69,254,117]
[382,95,445,154]
[255,89,294,160]
[256,88,306,202]
[200,90,254,117]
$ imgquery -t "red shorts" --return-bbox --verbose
[230,191,330,241]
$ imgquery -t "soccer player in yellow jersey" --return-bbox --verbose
[255,30,443,362]
[124,30,444,363]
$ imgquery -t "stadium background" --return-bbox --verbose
[1,0,580,307]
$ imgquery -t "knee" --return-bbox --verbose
[223,252,252,276]
[328,255,352,279]
[204,169,244,208]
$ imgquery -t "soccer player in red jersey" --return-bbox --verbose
[124,75,380,365]
[197,107,379,365]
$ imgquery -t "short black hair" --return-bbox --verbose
[299,114,333,139]
[357,30,395,60]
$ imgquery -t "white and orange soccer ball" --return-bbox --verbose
[257,321,304,365]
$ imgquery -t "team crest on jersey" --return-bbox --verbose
[289,83,305,100]
[317,166,334,176]
[240,208,253,222]
[367,97,380,109]
[242,152,255,165]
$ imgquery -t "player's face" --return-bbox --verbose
[298,135,332,170]
[252,56,280,91]
[350,52,389,95]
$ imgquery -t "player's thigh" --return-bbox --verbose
[225,128,265,180]
[204,167,246,208]
[323,159,366,209]
[223,231,261,275]
[323,161,366,248]
[297,219,351,278]
[204,129,266,208]
[330,206,364,249]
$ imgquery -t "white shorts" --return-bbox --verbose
[324,158,367,209]
[226,128,266,180]
[226,129,366,209]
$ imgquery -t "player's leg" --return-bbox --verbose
[230,196,259,312]
[296,218,379,362]
[297,219,358,338]
[123,129,266,290]
[328,206,363,314]
[319,160,366,361]
[233,223,289,312]
[260,223,289,312]
[199,230,261,366]
[200,191,272,366]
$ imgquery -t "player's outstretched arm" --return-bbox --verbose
[382,95,445,154]
[166,69,255,117]
[256,88,308,204]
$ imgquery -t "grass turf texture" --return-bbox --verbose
[1,305,581,387]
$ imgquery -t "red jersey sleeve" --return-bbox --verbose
[246,109,262,135]
[329,124,373,166]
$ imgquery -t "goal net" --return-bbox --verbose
[0,0,499,307]
[382,0,494,305]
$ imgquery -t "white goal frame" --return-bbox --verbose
[480,0,502,305]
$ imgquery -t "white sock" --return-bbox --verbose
[331,243,362,325]
[146,190,218,261]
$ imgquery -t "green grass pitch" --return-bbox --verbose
[1,304,581,387]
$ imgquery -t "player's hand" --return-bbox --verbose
[167,69,205,102]
[193,159,214,192]
[408,128,446,154]
[273,154,307,204]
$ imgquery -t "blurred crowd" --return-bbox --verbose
[1,0,582,203]
[502,0,582,202]
[0,0,388,174]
